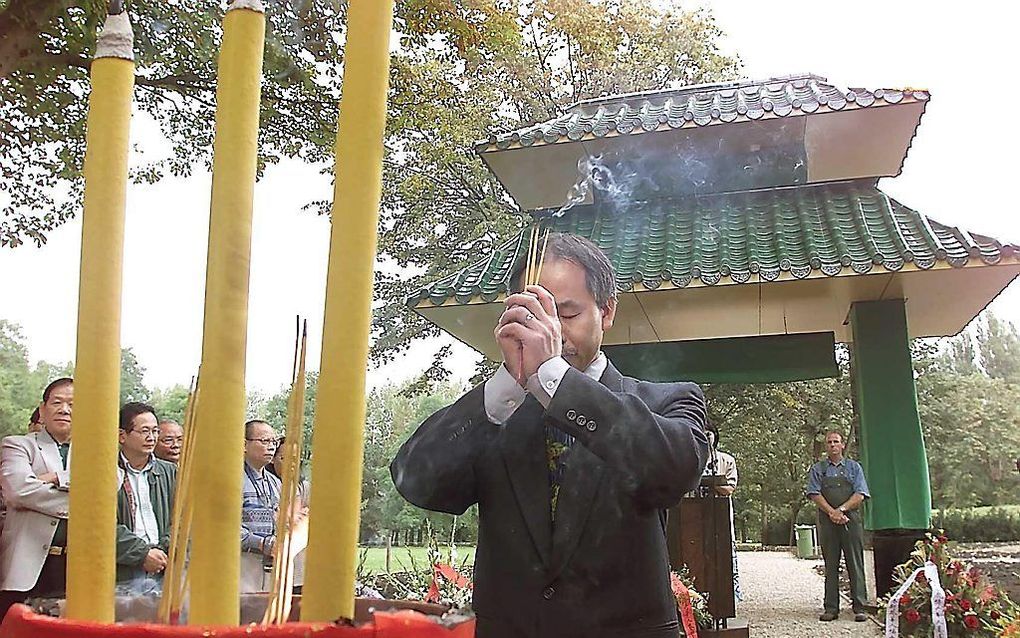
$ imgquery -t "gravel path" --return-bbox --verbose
[737,551,881,638]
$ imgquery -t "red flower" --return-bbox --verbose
[960,598,972,611]
[993,611,1002,620]
[938,534,948,543]
[900,594,912,606]
[905,609,921,623]
[964,614,980,629]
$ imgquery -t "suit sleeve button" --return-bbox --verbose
[566,410,576,421]
[576,415,587,427]
[587,420,597,432]
[542,586,555,600]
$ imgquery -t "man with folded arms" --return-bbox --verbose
[0,378,74,616]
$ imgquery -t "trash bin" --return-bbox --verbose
[795,524,816,559]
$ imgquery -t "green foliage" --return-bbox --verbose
[706,367,853,545]
[1,0,503,247]
[934,506,1020,543]
[0,0,740,371]
[372,1,740,367]
[0,319,43,438]
[149,383,190,424]
[118,347,150,405]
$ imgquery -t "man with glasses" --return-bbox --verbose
[0,378,75,616]
[153,420,184,464]
[241,419,282,592]
[115,402,177,586]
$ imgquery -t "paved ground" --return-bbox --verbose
[737,551,881,638]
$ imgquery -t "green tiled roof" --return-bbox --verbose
[408,180,1018,308]
[475,74,929,152]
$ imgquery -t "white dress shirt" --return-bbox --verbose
[121,454,160,546]
[484,352,608,424]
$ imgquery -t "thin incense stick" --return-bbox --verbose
[159,373,200,623]
[262,321,309,625]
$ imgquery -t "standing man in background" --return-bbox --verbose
[705,421,741,601]
[153,419,183,465]
[115,403,177,586]
[240,419,282,593]
[806,430,871,622]
[0,378,74,616]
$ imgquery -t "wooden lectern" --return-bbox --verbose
[667,475,748,637]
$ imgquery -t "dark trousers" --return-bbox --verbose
[0,555,67,622]
[818,512,867,613]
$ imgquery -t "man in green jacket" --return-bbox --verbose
[115,402,177,586]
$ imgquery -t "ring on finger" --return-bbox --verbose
[525,313,534,322]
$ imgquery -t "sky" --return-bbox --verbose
[1,0,1018,395]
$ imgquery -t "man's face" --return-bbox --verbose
[155,421,184,463]
[538,258,616,371]
[245,422,278,469]
[39,383,73,440]
[825,433,845,459]
[120,412,159,459]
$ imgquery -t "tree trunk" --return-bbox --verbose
[0,0,73,79]
[788,501,803,546]
[760,500,769,545]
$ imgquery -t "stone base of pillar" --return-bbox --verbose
[871,529,927,597]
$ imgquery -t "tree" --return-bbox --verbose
[2,0,740,370]
[372,1,741,367]
[118,347,150,404]
[975,314,1020,383]
[150,383,190,424]
[0,0,518,247]
[705,373,853,544]
[0,320,40,438]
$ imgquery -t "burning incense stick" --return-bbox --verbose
[515,221,551,383]
[262,319,309,625]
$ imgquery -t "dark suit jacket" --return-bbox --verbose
[391,362,709,638]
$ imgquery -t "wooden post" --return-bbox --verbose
[65,7,134,622]
[187,0,265,624]
[301,0,394,621]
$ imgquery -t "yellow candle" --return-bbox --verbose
[65,9,134,622]
[301,0,394,622]
[187,0,265,625]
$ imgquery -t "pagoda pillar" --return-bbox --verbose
[848,299,932,597]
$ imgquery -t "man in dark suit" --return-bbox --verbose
[391,233,710,637]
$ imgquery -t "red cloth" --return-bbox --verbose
[0,604,475,638]
[425,563,472,604]
[672,580,699,638]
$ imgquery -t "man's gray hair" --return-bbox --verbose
[511,232,618,307]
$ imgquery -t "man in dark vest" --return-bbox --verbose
[391,233,710,637]
[806,430,871,622]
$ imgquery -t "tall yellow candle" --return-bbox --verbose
[187,0,265,625]
[65,8,134,622]
[301,0,394,622]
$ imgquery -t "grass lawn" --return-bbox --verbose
[358,545,476,575]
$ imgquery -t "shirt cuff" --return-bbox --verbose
[483,364,528,424]
[527,356,571,408]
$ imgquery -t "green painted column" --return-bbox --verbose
[849,299,932,531]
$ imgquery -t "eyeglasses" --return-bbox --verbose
[131,428,159,440]
[158,436,184,445]
[246,437,279,446]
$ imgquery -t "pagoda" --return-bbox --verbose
[408,73,1020,594]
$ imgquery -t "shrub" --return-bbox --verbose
[934,506,1020,542]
